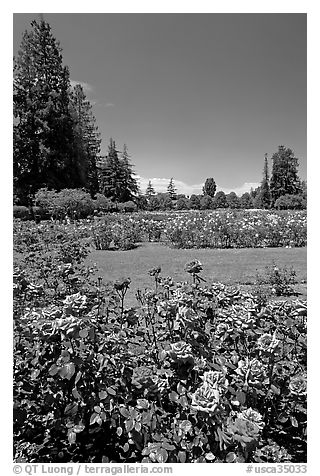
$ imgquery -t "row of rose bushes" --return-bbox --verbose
[13,222,307,463]
[91,209,307,250]
[13,209,307,252]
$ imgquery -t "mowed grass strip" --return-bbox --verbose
[86,242,307,305]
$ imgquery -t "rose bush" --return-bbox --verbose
[13,221,307,463]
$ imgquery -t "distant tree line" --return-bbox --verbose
[13,19,306,213]
[141,147,306,211]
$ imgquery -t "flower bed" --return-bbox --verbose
[136,210,307,249]
[13,225,307,463]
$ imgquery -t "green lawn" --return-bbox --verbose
[86,242,307,305]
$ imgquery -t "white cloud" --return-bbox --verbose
[70,79,93,93]
[218,182,260,196]
[137,177,260,197]
[104,102,115,108]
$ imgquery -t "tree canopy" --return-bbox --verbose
[203,178,217,198]
[269,146,302,206]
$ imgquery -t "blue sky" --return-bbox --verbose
[13,13,307,195]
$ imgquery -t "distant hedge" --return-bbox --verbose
[13,206,30,220]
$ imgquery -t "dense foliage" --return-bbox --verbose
[13,221,307,463]
[97,140,139,203]
[256,155,271,209]
[103,210,306,250]
[203,178,217,198]
[13,20,139,206]
[13,20,78,203]
[269,146,302,207]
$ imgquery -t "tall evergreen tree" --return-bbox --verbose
[120,144,139,201]
[13,19,78,203]
[145,180,155,198]
[70,84,100,197]
[203,178,217,198]
[256,154,271,208]
[97,139,139,202]
[269,146,302,206]
[167,178,177,199]
[98,139,122,200]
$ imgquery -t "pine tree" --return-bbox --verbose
[70,84,100,197]
[120,144,139,201]
[166,178,177,200]
[97,139,139,202]
[269,146,302,206]
[13,19,77,203]
[256,154,271,209]
[98,139,122,200]
[203,178,217,198]
[145,180,155,198]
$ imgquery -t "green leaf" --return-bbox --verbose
[178,451,186,463]
[68,430,76,444]
[169,391,179,402]
[162,441,175,451]
[236,391,246,405]
[101,411,107,421]
[270,384,280,395]
[179,395,189,408]
[177,382,186,395]
[73,423,85,433]
[94,405,101,414]
[48,364,59,376]
[119,407,130,418]
[291,416,299,427]
[59,362,75,380]
[31,369,40,379]
[125,419,135,432]
[211,363,223,371]
[72,387,81,400]
[75,371,82,384]
[117,426,123,436]
[135,422,142,432]
[123,442,130,453]
[158,350,167,361]
[64,402,78,416]
[90,413,99,425]
[99,391,108,400]
[107,386,117,396]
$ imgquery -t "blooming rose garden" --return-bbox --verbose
[13,210,307,463]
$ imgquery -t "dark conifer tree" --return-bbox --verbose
[256,154,271,208]
[119,144,139,201]
[98,139,139,202]
[167,178,177,199]
[69,84,100,197]
[145,180,156,197]
[13,19,78,203]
